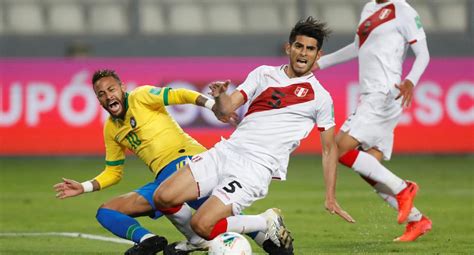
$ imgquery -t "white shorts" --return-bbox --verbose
[341,92,402,160]
[187,141,272,215]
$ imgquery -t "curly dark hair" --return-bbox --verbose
[289,16,331,51]
[92,69,122,85]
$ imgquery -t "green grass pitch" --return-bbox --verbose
[1,155,473,254]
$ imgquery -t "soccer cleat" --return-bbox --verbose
[394,216,432,242]
[261,208,294,249]
[262,238,294,255]
[124,235,168,255]
[396,181,419,224]
[163,240,209,255]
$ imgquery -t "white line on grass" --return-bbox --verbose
[0,232,134,245]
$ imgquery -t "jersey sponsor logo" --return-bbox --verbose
[294,86,309,97]
[357,3,396,47]
[130,116,137,128]
[245,82,314,116]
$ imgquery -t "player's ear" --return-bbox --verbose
[120,82,127,92]
[285,43,291,56]
[316,49,323,61]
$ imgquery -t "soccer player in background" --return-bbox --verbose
[153,17,355,255]
[314,0,432,242]
[54,69,230,254]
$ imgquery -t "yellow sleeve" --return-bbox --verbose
[134,85,200,109]
[94,121,126,189]
[167,88,200,106]
[94,164,124,190]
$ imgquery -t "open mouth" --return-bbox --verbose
[107,100,121,114]
[296,59,308,67]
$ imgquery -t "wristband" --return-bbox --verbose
[81,181,94,193]
[204,99,215,110]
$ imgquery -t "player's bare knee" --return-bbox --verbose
[153,189,175,209]
[100,201,119,211]
[190,215,212,240]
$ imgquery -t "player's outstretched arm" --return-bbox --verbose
[320,128,355,223]
[196,94,239,126]
[53,178,100,199]
[314,42,358,71]
[209,80,245,121]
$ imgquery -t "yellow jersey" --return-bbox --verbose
[93,85,206,189]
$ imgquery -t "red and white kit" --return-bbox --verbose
[357,0,426,94]
[188,65,335,214]
[320,0,428,160]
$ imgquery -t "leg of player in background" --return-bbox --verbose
[336,131,431,241]
[364,148,432,242]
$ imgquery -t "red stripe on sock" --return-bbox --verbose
[160,204,183,215]
[339,150,360,167]
[209,218,228,240]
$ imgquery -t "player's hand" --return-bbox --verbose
[208,80,230,98]
[53,178,84,199]
[325,199,356,223]
[215,111,240,127]
[395,79,414,108]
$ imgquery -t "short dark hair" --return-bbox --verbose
[92,69,121,85]
[289,16,331,51]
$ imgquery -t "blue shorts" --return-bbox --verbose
[134,155,207,219]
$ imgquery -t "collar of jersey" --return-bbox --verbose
[112,92,129,121]
[280,64,314,80]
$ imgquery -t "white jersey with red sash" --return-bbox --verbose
[227,65,335,180]
[356,0,426,94]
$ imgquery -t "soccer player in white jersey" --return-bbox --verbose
[154,17,355,255]
[314,0,432,242]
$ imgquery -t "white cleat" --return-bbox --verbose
[261,208,294,249]
[163,239,210,255]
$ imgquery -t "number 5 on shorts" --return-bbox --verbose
[223,180,242,193]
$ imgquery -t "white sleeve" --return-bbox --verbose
[405,38,430,86]
[315,94,335,131]
[317,42,358,70]
[398,4,426,44]
[236,66,262,102]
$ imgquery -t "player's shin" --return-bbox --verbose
[161,203,207,246]
[209,215,267,240]
[96,208,155,243]
[339,150,406,194]
[376,191,422,222]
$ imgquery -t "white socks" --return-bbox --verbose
[377,191,423,222]
[351,151,407,194]
[226,215,267,234]
[165,203,206,245]
[340,150,424,223]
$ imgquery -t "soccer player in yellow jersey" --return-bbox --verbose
[54,69,224,255]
